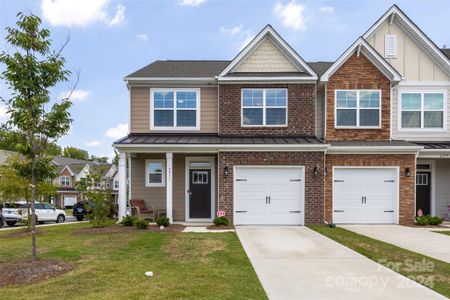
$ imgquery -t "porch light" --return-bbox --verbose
[224,165,229,176]
[405,167,411,177]
[313,166,318,177]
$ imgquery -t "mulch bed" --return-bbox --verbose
[5,229,44,238]
[407,224,449,228]
[206,225,235,230]
[0,259,73,287]
[73,224,185,235]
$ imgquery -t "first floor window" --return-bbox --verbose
[401,92,445,129]
[152,89,199,129]
[60,176,70,187]
[242,88,287,126]
[114,180,119,189]
[146,160,165,187]
[335,90,381,128]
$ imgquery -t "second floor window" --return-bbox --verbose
[400,92,445,129]
[60,176,70,187]
[151,89,200,130]
[335,90,381,128]
[242,88,287,126]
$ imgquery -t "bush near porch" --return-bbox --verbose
[0,223,267,299]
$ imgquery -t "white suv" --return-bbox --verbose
[2,202,66,226]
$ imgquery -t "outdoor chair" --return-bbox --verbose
[130,199,155,221]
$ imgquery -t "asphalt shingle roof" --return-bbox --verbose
[441,48,450,59]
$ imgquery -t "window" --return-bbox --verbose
[151,89,200,129]
[192,171,208,184]
[400,92,445,129]
[242,88,287,126]
[114,180,119,189]
[385,35,397,58]
[43,203,54,209]
[60,176,70,187]
[335,90,381,128]
[145,160,165,187]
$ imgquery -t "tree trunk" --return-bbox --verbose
[31,164,37,262]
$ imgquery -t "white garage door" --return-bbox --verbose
[234,166,304,225]
[333,168,398,224]
[64,196,77,207]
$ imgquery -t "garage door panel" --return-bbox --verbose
[234,212,266,225]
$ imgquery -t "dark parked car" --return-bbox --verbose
[73,201,88,221]
[0,213,5,228]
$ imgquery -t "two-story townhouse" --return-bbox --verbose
[114,5,450,225]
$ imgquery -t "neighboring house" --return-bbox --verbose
[52,157,118,208]
[114,5,450,225]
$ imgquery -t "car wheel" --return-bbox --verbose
[76,216,84,221]
[6,221,17,227]
[56,215,65,223]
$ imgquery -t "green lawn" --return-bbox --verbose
[308,225,450,298]
[0,224,266,300]
[434,231,450,236]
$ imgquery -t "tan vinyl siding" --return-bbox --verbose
[173,154,185,221]
[367,21,449,81]
[129,86,218,134]
[434,159,450,218]
[234,37,299,73]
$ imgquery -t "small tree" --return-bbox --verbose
[0,13,74,261]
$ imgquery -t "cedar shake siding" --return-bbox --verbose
[218,151,325,224]
[130,86,218,134]
[325,53,391,141]
[325,154,416,225]
[219,84,316,136]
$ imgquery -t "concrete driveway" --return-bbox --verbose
[342,225,450,263]
[236,226,445,300]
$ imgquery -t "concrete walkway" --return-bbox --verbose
[342,225,450,263]
[236,226,445,300]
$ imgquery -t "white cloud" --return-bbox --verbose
[105,123,128,139]
[0,105,8,120]
[320,6,334,14]
[179,0,205,7]
[85,140,101,147]
[107,4,126,26]
[274,0,307,32]
[136,33,149,41]
[60,89,90,102]
[220,24,243,36]
[41,0,126,28]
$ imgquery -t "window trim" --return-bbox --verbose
[60,176,70,187]
[398,90,447,131]
[241,88,288,127]
[334,89,382,129]
[145,159,166,187]
[150,88,201,131]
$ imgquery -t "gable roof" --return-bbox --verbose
[218,25,318,81]
[363,4,450,75]
[441,49,450,60]
[320,37,402,82]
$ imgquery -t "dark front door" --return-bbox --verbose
[189,169,211,219]
[416,172,431,215]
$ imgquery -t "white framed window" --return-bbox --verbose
[241,88,287,126]
[150,89,200,130]
[335,90,381,128]
[399,92,446,130]
[114,180,119,189]
[145,159,165,187]
[385,34,397,58]
[60,176,70,187]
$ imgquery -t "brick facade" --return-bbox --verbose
[219,83,316,136]
[325,154,416,225]
[325,53,391,141]
[218,151,325,224]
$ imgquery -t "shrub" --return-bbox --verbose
[156,216,170,227]
[213,216,229,226]
[120,215,137,226]
[415,216,428,226]
[427,215,443,225]
[135,219,149,229]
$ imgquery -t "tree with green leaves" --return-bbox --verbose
[90,155,109,163]
[0,12,74,261]
[62,146,89,160]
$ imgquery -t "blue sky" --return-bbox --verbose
[0,0,449,160]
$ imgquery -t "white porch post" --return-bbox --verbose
[118,152,127,220]
[166,152,173,222]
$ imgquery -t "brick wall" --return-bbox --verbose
[218,151,325,224]
[325,154,416,225]
[326,53,391,141]
[219,83,316,136]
